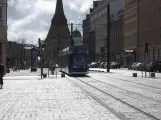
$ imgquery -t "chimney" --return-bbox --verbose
[90,8,94,13]
[86,14,90,18]
[93,1,99,8]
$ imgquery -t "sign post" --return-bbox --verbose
[55,64,58,78]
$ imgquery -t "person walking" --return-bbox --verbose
[0,63,4,89]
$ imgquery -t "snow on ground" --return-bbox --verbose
[89,68,161,79]
[0,69,120,120]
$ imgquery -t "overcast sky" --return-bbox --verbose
[8,0,93,45]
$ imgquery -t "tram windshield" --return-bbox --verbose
[73,54,87,65]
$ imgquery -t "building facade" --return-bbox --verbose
[138,0,161,62]
[6,42,33,68]
[83,14,96,62]
[83,0,124,63]
[110,11,124,65]
[0,0,7,70]
[124,0,137,66]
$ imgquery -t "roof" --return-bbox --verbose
[73,29,81,37]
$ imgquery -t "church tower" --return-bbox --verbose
[44,0,70,64]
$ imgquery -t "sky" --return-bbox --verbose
[8,0,94,45]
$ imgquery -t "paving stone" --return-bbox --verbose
[0,73,120,120]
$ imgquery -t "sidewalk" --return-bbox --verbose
[0,71,120,120]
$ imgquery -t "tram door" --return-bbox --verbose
[68,54,72,73]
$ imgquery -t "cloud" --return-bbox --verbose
[8,0,94,45]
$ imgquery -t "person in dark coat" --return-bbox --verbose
[0,63,4,89]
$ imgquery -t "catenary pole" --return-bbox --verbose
[107,3,110,72]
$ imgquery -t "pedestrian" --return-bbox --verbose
[0,63,4,89]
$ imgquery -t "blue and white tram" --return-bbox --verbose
[59,46,89,75]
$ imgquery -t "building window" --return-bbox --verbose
[149,10,151,22]
[159,48,161,60]
[158,7,161,19]
[149,30,151,42]
[153,29,156,41]
[160,27,161,39]
[0,7,2,19]
[154,9,156,19]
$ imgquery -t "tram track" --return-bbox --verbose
[90,73,161,100]
[92,72,161,90]
[87,76,161,103]
[66,75,161,120]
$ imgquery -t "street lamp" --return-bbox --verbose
[106,3,110,72]
[152,46,155,62]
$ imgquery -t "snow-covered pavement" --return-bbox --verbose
[89,68,161,78]
[0,69,120,120]
[66,69,161,120]
[0,68,161,120]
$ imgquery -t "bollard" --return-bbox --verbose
[133,73,137,77]
[151,72,155,78]
[61,73,65,78]
[43,74,47,78]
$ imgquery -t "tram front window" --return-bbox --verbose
[73,54,87,65]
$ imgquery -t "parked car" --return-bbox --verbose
[135,62,143,70]
[103,62,112,69]
[99,62,106,68]
[130,62,137,70]
[146,61,158,72]
[110,62,120,69]
[146,61,161,72]
[89,62,98,68]
[97,61,106,68]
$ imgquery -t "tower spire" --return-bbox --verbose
[55,0,64,15]
[52,0,67,25]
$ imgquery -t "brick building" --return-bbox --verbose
[138,0,161,62]
[0,0,7,70]
[6,41,33,68]
[44,0,70,66]
[124,0,137,66]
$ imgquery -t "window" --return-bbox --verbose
[149,30,151,41]
[0,7,2,19]
[154,9,156,19]
[159,7,161,19]
[160,27,161,39]
[153,29,156,41]
[149,10,151,21]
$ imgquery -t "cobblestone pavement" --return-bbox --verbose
[0,71,120,120]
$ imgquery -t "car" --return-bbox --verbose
[110,62,120,69]
[90,62,98,68]
[31,67,37,72]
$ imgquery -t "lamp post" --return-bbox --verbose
[106,3,110,72]
[38,38,44,78]
[152,46,155,62]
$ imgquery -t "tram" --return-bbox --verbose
[59,46,89,75]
